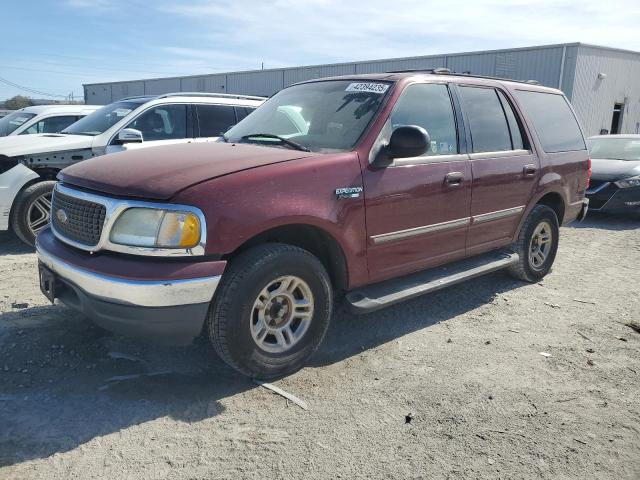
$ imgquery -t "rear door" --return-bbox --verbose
[362,82,472,283]
[194,104,238,142]
[457,85,539,255]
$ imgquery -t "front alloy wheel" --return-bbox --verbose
[208,243,333,379]
[250,276,314,354]
[10,180,57,247]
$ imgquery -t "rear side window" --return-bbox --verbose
[196,104,237,137]
[459,86,512,153]
[390,83,458,156]
[235,107,255,122]
[514,90,585,152]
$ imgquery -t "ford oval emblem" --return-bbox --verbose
[56,209,68,224]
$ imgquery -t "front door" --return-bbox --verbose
[106,103,193,154]
[456,85,539,255]
[362,82,472,283]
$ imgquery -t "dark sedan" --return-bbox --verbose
[586,135,640,215]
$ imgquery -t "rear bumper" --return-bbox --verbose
[36,228,226,345]
[576,198,589,222]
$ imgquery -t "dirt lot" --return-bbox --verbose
[0,215,639,479]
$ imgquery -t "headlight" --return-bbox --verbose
[614,175,640,189]
[110,208,201,249]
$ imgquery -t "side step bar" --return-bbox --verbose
[345,250,519,314]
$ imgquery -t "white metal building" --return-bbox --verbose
[84,43,640,137]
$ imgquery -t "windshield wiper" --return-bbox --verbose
[60,131,95,136]
[239,133,310,152]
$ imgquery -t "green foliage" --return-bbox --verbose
[5,95,33,110]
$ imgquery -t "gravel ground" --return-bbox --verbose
[1,214,639,479]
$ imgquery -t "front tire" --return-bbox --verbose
[10,180,56,247]
[508,205,560,282]
[208,243,333,379]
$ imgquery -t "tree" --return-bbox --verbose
[5,95,33,110]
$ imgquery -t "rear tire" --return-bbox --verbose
[207,243,333,379]
[10,181,56,247]
[508,205,559,282]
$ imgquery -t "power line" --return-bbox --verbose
[0,75,70,99]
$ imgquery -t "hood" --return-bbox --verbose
[0,133,93,157]
[591,158,640,181]
[59,142,317,200]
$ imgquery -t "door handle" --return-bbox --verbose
[444,172,464,186]
[523,164,538,177]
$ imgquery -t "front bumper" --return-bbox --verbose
[0,164,40,230]
[586,183,640,214]
[36,228,226,345]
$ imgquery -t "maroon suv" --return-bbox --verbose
[36,72,590,378]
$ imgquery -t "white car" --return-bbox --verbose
[0,104,100,137]
[0,92,265,246]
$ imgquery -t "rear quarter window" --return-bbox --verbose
[515,90,585,153]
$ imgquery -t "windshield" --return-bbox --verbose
[224,80,392,152]
[62,101,142,136]
[587,137,640,161]
[0,111,36,136]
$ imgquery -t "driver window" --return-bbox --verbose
[390,84,458,156]
[126,104,187,141]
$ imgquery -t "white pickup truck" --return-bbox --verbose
[0,92,264,245]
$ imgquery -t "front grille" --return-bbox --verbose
[51,189,106,246]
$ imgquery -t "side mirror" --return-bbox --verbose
[371,125,431,168]
[117,128,144,144]
[388,125,430,158]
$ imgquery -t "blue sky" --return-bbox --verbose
[1,0,639,101]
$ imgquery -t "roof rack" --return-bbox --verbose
[386,67,451,74]
[120,92,266,102]
[386,68,545,87]
[156,92,266,101]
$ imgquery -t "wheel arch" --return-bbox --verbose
[535,191,565,224]
[223,223,349,292]
[513,189,566,242]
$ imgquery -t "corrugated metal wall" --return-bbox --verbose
[84,44,573,104]
[570,45,640,136]
[82,43,640,136]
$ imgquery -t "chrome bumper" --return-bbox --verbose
[577,198,589,222]
[36,244,221,308]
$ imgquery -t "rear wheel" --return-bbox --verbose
[10,181,56,247]
[207,243,333,379]
[508,205,560,282]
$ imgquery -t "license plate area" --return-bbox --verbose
[39,263,58,303]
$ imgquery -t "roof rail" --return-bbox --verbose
[156,92,266,101]
[119,95,155,101]
[386,68,547,87]
[386,67,451,74]
[452,72,546,86]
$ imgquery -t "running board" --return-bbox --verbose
[346,250,519,314]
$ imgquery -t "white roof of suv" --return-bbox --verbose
[118,92,265,107]
[15,104,101,116]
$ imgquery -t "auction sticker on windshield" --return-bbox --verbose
[345,83,389,94]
